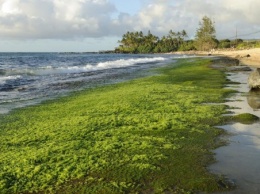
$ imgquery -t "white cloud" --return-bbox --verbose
[0,0,260,42]
[0,0,117,39]
[130,0,260,39]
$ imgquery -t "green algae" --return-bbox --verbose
[0,58,233,194]
[232,113,259,124]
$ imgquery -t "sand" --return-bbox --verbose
[212,48,260,67]
[175,48,260,67]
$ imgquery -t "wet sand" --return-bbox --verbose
[209,69,260,194]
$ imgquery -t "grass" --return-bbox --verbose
[0,58,233,194]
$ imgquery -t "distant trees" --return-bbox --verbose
[115,15,260,54]
[154,30,189,53]
[138,30,159,53]
[115,31,158,53]
[194,16,217,51]
[116,30,189,53]
[218,39,231,49]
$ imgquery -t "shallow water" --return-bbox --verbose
[210,69,260,194]
[0,53,184,114]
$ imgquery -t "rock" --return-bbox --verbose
[241,54,251,58]
[229,66,252,72]
[248,68,260,89]
[239,67,252,71]
[247,88,260,110]
[215,57,240,66]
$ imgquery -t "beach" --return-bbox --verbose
[175,48,260,67]
[213,48,260,67]
[1,52,259,193]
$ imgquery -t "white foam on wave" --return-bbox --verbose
[37,57,166,75]
[0,75,22,84]
[4,68,35,76]
[95,57,165,70]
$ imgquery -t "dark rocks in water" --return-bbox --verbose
[211,57,244,71]
[17,87,27,91]
[234,54,250,59]
[215,57,240,66]
[229,66,252,72]
[248,68,260,89]
[238,67,252,71]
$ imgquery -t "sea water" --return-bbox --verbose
[0,52,184,114]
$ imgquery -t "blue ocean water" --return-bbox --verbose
[0,52,184,114]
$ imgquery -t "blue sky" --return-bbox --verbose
[0,0,260,52]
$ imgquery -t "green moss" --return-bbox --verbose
[0,58,232,194]
[232,113,259,124]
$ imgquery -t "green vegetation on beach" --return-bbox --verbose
[0,59,233,193]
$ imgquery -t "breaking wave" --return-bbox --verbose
[0,53,177,113]
[36,57,166,75]
[0,75,22,85]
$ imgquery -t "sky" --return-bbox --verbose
[0,0,260,52]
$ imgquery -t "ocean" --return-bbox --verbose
[0,52,184,114]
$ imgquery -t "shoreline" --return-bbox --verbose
[174,48,260,67]
[210,69,260,194]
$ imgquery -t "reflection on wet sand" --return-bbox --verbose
[210,70,260,194]
[247,89,260,110]
[248,68,260,89]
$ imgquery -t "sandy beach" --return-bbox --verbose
[213,48,260,67]
[175,48,260,67]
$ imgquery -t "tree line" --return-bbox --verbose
[115,16,260,53]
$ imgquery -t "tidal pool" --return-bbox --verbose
[210,68,260,194]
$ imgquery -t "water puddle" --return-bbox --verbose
[210,69,260,194]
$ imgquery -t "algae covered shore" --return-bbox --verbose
[0,58,234,193]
